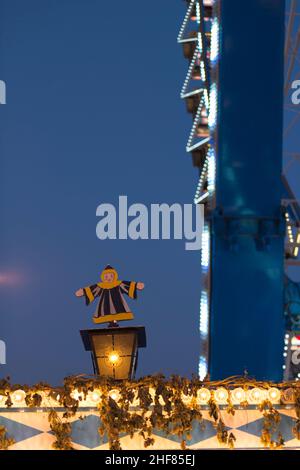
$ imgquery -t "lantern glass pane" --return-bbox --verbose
[113,333,135,356]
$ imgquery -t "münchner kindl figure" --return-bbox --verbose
[75,265,144,326]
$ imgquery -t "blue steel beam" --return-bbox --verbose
[209,0,285,380]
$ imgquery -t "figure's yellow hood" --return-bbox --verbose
[98,266,121,289]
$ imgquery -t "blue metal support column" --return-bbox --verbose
[209,0,285,380]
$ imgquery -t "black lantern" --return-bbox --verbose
[80,326,146,380]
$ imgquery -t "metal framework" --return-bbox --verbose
[179,0,290,380]
[284,0,300,267]
[178,0,215,379]
[283,0,300,380]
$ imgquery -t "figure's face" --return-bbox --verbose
[103,272,115,283]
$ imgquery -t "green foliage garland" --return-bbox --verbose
[0,375,299,450]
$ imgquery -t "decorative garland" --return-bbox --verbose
[0,375,299,450]
[0,426,15,450]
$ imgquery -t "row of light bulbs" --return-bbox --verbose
[0,389,103,406]
[0,388,120,407]
[0,387,295,407]
[194,387,282,405]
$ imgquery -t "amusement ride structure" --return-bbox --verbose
[178,0,300,381]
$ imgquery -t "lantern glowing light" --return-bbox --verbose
[108,351,120,365]
[197,388,211,404]
[81,327,146,380]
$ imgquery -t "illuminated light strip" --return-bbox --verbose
[181,46,205,99]
[200,291,209,335]
[283,333,290,375]
[197,32,203,53]
[198,356,207,380]
[197,4,218,380]
[208,82,218,130]
[201,224,210,269]
[285,212,294,243]
[178,2,214,381]
[194,156,209,203]
[204,88,209,109]
[187,138,211,153]
[195,1,201,23]
[177,0,198,43]
[186,97,210,152]
[194,191,209,204]
[3,386,290,408]
[294,231,300,257]
[194,147,215,204]
[200,61,206,82]
[207,147,216,193]
[183,89,205,99]
[198,223,211,380]
[210,17,219,64]
[179,37,199,44]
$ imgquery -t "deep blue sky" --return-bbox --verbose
[0,0,203,385]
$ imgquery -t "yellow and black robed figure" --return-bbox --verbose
[75,265,144,325]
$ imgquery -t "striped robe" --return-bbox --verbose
[83,280,138,324]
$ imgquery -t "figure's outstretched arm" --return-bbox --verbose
[75,288,84,297]
[75,284,101,305]
[120,281,145,299]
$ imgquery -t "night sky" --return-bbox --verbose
[0,1,298,386]
[0,0,202,385]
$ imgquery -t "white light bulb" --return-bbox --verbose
[248,388,266,404]
[214,388,229,404]
[12,390,26,404]
[109,389,120,402]
[268,388,281,403]
[181,393,192,405]
[0,394,6,404]
[231,388,246,404]
[71,390,81,401]
[197,388,211,404]
[88,390,101,404]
